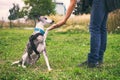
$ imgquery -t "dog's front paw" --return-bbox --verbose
[48,68,53,72]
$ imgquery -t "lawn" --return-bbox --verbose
[0,29,120,80]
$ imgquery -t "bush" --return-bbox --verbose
[107,10,120,33]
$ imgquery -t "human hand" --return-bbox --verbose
[46,19,66,31]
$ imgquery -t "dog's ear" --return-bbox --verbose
[33,15,40,21]
[37,16,41,21]
[33,14,40,20]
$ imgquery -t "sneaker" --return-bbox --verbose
[78,61,88,67]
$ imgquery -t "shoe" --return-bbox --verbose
[78,61,102,68]
[98,61,103,65]
[97,61,103,67]
[87,63,98,68]
[78,61,88,67]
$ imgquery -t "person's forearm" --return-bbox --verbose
[64,0,76,21]
[47,0,76,31]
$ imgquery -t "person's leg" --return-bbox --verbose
[98,13,108,63]
[88,0,107,66]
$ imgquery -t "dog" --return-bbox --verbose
[12,16,54,71]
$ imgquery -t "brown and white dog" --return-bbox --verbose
[11,16,54,71]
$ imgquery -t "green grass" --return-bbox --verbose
[0,29,120,80]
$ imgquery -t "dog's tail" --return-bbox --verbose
[11,60,22,65]
[11,60,20,65]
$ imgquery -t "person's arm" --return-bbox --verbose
[47,0,76,31]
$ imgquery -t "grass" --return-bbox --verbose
[0,29,120,80]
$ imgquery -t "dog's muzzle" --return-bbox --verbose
[34,28,45,35]
[50,20,54,24]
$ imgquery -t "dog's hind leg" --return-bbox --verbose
[21,52,28,68]
[21,60,26,68]
[43,49,52,71]
[26,42,33,60]
[34,54,40,63]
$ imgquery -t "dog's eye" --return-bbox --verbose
[44,17,47,20]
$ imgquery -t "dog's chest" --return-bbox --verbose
[35,22,44,30]
[33,35,44,46]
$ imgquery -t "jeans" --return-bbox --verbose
[88,0,108,64]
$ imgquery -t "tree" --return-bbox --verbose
[8,3,20,28]
[22,0,55,19]
[8,3,20,20]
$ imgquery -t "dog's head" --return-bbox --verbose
[38,16,54,26]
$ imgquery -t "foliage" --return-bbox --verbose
[22,0,55,19]
[0,29,120,80]
[8,4,22,20]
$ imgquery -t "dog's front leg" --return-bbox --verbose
[43,49,52,71]
[44,30,48,42]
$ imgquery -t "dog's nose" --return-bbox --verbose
[52,20,54,23]
[51,20,54,24]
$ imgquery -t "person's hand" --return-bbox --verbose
[47,19,66,31]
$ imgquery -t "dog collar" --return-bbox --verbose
[34,28,45,35]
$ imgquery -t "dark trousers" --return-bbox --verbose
[88,0,108,64]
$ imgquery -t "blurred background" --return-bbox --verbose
[0,0,120,33]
